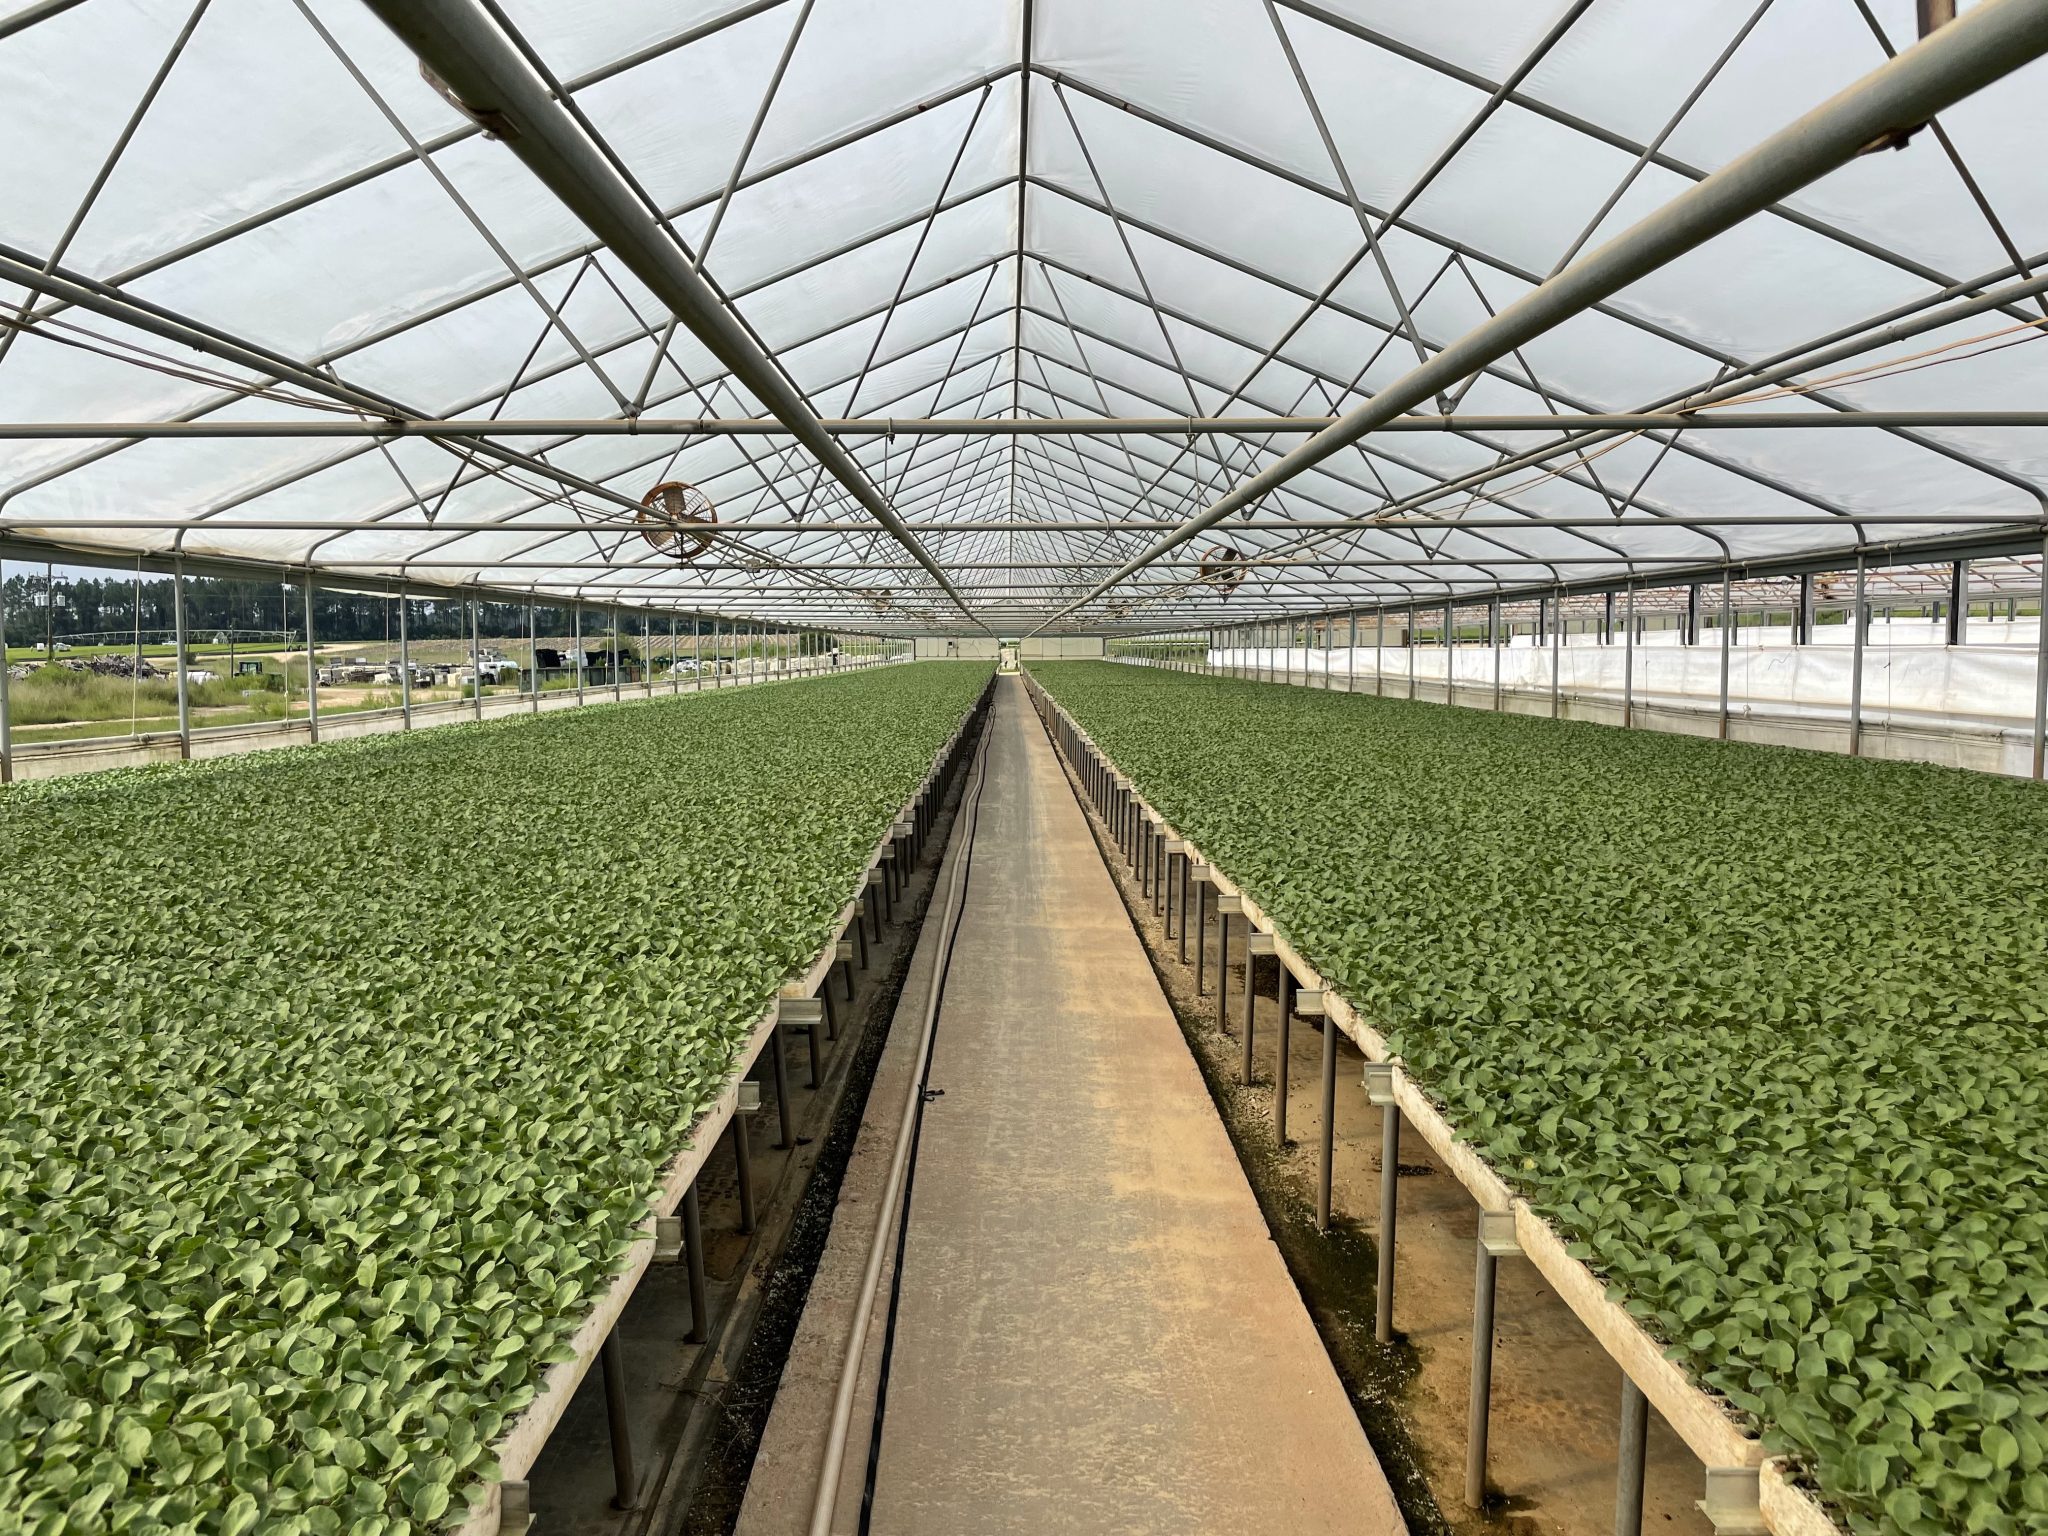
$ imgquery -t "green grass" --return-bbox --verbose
[0,663,990,1532]
[1033,661,2048,1536]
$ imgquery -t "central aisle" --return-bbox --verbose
[862,676,1404,1535]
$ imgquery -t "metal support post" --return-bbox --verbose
[611,608,622,703]
[1603,590,1616,645]
[1274,964,1295,1144]
[695,616,703,689]
[1718,576,1734,740]
[173,561,191,760]
[0,562,11,783]
[1550,592,1563,719]
[398,594,413,728]
[1468,1234,1501,1508]
[1242,931,1276,1085]
[1850,556,1868,757]
[1947,559,1969,645]
[1214,901,1234,1025]
[1315,997,1337,1231]
[2035,530,2048,780]
[1365,1063,1400,1342]
[470,594,483,721]
[574,603,585,702]
[1490,597,1503,711]
[1623,586,1636,728]
[1322,615,1332,687]
[771,1028,794,1149]
[1617,1377,1650,1536]
[1194,876,1210,993]
[1375,608,1384,696]
[1349,612,1359,692]
[1686,583,1702,645]
[600,1329,640,1510]
[730,1110,755,1234]
[303,571,319,743]
[528,602,540,712]
[681,1183,709,1344]
[1177,849,1191,961]
[1794,572,1813,644]
[1407,606,1417,699]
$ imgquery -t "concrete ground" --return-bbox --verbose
[738,676,1404,1536]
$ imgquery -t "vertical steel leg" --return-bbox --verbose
[1616,1378,1649,1536]
[1240,948,1257,1085]
[1215,912,1231,1027]
[1194,883,1209,992]
[805,1023,821,1089]
[1467,1237,1499,1509]
[1177,856,1190,962]
[681,1184,709,1344]
[1274,967,1295,1144]
[1317,1017,1338,1231]
[1154,835,1166,915]
[1377,1104,1401,1344]
[601,1330,640,1510]
[730,1113,755,1235]
[772,1030,794,1149]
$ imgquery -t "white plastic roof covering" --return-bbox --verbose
[2,0,2047,631]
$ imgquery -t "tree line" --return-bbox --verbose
[0,570,749,649]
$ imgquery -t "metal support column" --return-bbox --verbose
[681,1183,709,1344]
[303,571,319,743]
[611,607,622,703]
[1468,1233,1501,1509]
[1194,877,1210,993]
[1374,608,1384,696]
[1794,571,1814,644]
[528,602,540,712]
[1550,592,1562,719]
[1603,590,1616,645]
[2035,531,2048,780]
[173,561,191,760]
[1616,1378,1650,1536]
[1623,586,1636,728]
[398,593,412,729]
[600,1330,640,1510]
[1348,612,1359,692]
[1718,576,1734,741]
[1214,904,1233,1026]
[1315,998,1337,1231]
[1490,596,1503,712]
[730,1111,755,1234]
[1407,606,1417,699]
[470,593,483,721]
[1948,559,1969,645]
[574,603,585,702]
[1273,963,1295,1145]
[1686,582,1702,645]
[771,1028,794,1149]
[0,562,11,783]
[1365,1063,1400,1343]
[1850,555,1869,757]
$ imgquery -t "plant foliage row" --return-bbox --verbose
[0,663,990,1535]
[1032,661,2048,1536]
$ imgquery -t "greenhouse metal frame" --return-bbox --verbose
[1,0,2046,656]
